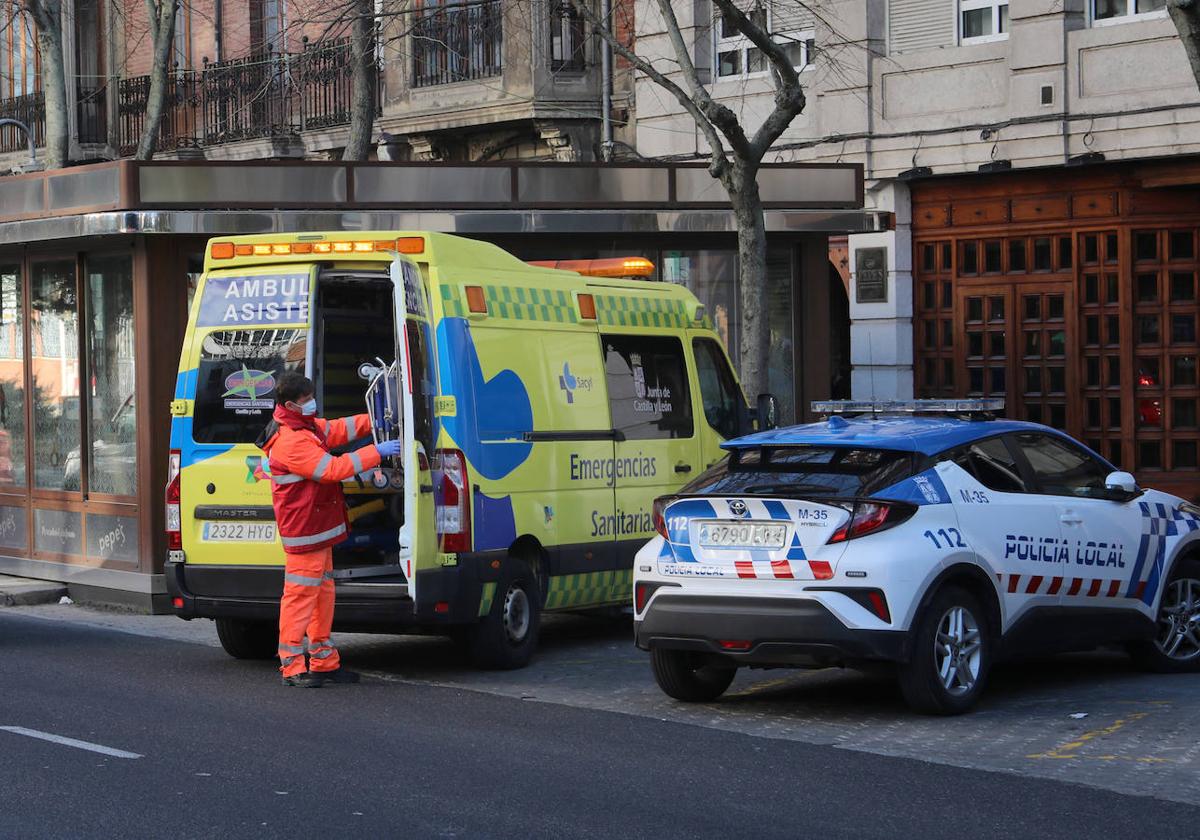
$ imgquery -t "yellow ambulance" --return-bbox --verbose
[165,231,772,668]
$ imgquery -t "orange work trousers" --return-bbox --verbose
[277,546,341,678]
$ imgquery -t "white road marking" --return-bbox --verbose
[0,726,143,759]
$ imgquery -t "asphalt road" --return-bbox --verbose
[2,612,1199,839]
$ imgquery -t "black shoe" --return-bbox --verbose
[307,668,361,687]
[282,673,312,687]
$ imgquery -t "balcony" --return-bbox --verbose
[116,37,359,155]
[411,0,503,88]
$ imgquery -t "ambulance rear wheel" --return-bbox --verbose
[650,649,736,702]
[469,562,540,670]
[215,618,277,661]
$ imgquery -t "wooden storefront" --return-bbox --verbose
[912,159,1200,501]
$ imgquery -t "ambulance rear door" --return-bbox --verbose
[390,256,438,609]
[180,264,315,567]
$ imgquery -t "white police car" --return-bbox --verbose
[633,400,1200,714]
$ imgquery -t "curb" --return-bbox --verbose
[0,576,69,607]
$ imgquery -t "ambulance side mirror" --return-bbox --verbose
[755,393,780,431]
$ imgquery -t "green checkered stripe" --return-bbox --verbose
[543,569,633,610]
[440,284,578,323]
[594,294,691,329]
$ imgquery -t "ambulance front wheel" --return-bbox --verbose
[469,561,541,670]
[650,649,736,702]
[215,618,277,660]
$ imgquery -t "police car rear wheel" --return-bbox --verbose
[898,586,991,715]
[215,618,277,660]
[1130,560,1200,673]
[650,649,736,702]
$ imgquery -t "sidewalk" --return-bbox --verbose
[0,575,66,607]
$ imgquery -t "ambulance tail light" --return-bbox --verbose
[165,450,182,551]
[436,449,471,553]
[826,500,915,544]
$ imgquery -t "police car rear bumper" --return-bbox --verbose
[635,594,907,665]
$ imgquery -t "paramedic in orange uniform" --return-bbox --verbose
[257,371,402,687]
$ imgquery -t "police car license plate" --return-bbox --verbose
[697,521,787,550]
[202,522,276,542]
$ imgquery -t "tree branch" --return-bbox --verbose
[711,0,806,159]
[567,0,732,175]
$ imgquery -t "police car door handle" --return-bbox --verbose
[1060,514,1083,525]
[675,463,693,474]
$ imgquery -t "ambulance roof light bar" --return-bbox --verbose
[811,399,1005,418]
[526,257,655,278]
[209,237,424,261]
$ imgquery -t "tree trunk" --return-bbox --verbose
[135,0,178,161]
[1170,0,1200,91]
[726,163,770,404]
[27,0,68,168]
[342,0,377,161]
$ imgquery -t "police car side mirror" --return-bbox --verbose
[756,393,780,431]
[1104,471,1139,501]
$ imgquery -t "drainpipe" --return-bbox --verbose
[214,0,223,61]
[600,0,613,162]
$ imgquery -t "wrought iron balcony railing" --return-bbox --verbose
[412,0,504,88]
[115,37,362,155]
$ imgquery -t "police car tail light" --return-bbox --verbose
[652,495,676,539]
[827,501,915,543]
[435,449,472,553]
[165,450,182,551]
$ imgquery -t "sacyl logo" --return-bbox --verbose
[558,362,593,404]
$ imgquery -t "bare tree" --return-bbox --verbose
[135,0,179,159]
[343,0,378,160]
[570,0,805,401]
[22,0,68,168]
[1170,0,1200,89]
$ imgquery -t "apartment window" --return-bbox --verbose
[715,7,813,79]
[550,0,586,70]
[250,0,286,53]
[960,0,1008,43]
[1092,0,1166,23]
[0,2,37,97]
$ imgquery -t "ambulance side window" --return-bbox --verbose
[602,334,693,440]
[692,338,741,440]
[193,328,306,444]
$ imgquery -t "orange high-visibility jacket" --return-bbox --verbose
[258,405,382,554]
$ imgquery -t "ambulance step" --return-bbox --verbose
[329,564,408,581]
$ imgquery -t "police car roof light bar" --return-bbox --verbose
[811,399,1006,417]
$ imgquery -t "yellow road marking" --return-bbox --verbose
[1027,712,1158,761]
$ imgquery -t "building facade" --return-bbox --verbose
[0,0,638,169]
[635,0,1200,498]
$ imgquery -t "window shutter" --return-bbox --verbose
[768,1,815,32]
[888,0,955,53]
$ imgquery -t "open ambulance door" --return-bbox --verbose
[390,255,438,610]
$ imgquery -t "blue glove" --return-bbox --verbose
[375,439,403,459]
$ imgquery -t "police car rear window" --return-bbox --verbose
[681,446,916,499]
[192,328,306,444]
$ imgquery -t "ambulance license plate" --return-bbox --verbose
[697,521,787,550]
[202,522,276,542]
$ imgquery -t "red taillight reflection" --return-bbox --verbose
[828,502,903,544]
[165,449,182,550]
[435,449,471,553]
[651,496,674,539]
[718,640,752,651]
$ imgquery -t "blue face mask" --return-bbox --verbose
[297,398,317,416]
